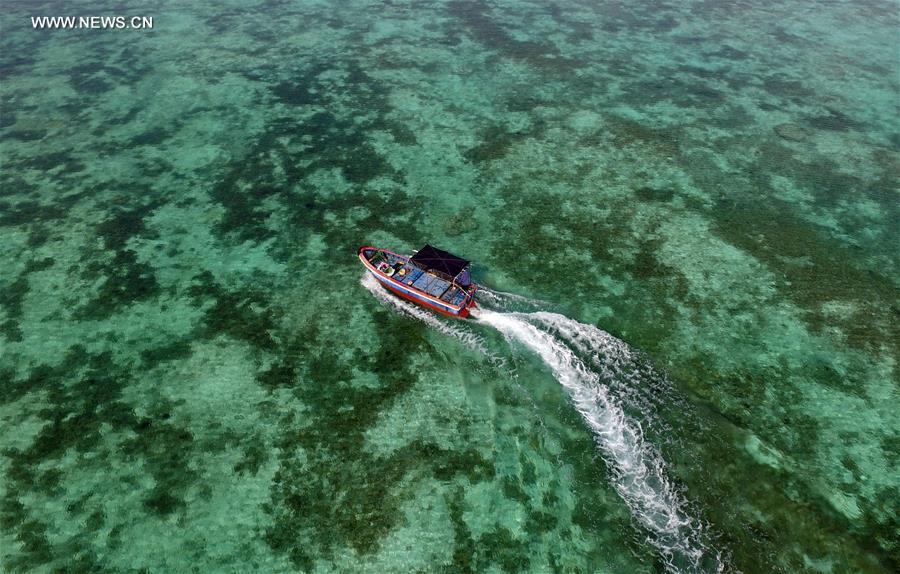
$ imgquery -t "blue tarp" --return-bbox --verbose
[402,268,424,285]
[412,273,436,291]
[424,278,450,297]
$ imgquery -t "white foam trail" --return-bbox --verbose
[360,274,504,367]
[475,309,722,573]
[531,311,634,375]
[529,312,682,434]
[478,287,549,312]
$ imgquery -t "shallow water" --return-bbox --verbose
[1,0,898,572]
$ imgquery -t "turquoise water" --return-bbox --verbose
[1,0,898,572]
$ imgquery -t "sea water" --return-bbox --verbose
[1,0,897,572]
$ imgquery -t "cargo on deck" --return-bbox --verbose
[358,244,478,318]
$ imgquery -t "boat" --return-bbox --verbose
[358,244,478,318]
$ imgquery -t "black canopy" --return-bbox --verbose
[410,244,470,279]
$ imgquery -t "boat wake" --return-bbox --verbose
[361,274,722,572]
[477,287,549,312]
[361,274,505,368]
[472,308,724,574]
[529,311,684,437]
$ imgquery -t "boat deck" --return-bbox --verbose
[367,250,468,306]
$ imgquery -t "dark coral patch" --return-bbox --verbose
[0,200,66,227]
[24,257,55,273]
[680,145,900,360]
[68,63,113,95]
[296,110,396,185]
[446,487,477,573]
[285,185,423,255]
[142,478,191,521]
[634,186,675,202]
[10,519,53,570]
[1,319,22,341]
[262,311,475,567]
[807,108,862,131]
[424,443,496,483]
[465,126,525,163]
[607,116,681,157]
[0,175,37,198]
[256,361,297,391]
[0,276,29,319]
[122,423,197,516]
[341,143,393,184]
[1,345,207,566]
[0,496,26,531]
[140,338,193,367]
[95,201,161,250]
[388,123,417,145]
[26,150,84,172]
[76,249,160,319]
[187,272,278,351]
[0,111,16,129]
[711,45,748,60]
[713,194,898,356]
[445,487,532,573]
[774,123,811,142]
[690,84,725,102]
[654,15,679,32]
[200,291,276,350]
[210,169,283,242]
[209,62,407,243]
[624,75,725,109]
[745,140,863,207]
[73,202,163,319]
[762,76,813,99]
[130,127,172,146]
[478,527,530,572]
[184,270,220,301]
[233,442,268,476]
[447,0,580,72]
[501,477,529,504]
[271,79,318,106]
[630,238,675,279]
[1,129,45,142]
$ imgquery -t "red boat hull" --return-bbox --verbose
[379,278,471,318]
[359,245,477,319]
